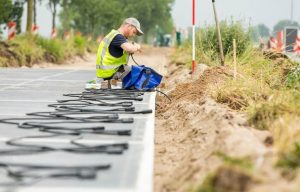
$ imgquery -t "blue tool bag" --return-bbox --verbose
[122,65,163,90]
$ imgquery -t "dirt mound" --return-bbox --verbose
[262,50,289,60]
[157,66,230,114]
[210,166,253,192]
[155,65,271,192]
[0,42,19,67]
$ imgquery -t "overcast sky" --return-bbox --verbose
[172,0,300,29]
[21,0,300,37]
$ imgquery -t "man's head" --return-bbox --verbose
[120,18,143,38]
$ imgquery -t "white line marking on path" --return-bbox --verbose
[0,70,78,91]
[0,78,84,82]
[0,100,54,102]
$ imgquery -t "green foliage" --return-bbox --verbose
[0,0,13,34]
[0,0,13,24]
[10,34,44,66]
[59,0,74,31]
[277,143,300,169]
[64,0,123,36]
[285,64,300,89]
[193,165,253,192]
[257,24,270,37]
[171,21,252,67]
[248,101,290,130]
[73,35,87,56]
[10,0,25,34]
[273,20,300,33]
[248,24,270,42]
[36,36,65,63]
[86,40,98,53]
[0,0,24,34]
[0,57,8,67]
[59,0,174,40]
[123,0,174,36]
[1,34,97,66]
[198,21,251,60]
[216,152,253,170]
[248,26,259,42]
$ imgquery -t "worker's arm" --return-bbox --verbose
[121,42,141,54]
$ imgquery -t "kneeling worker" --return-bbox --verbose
[96,17,143,86]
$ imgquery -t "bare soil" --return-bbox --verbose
[151,48,296,192]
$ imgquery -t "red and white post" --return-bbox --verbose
[31,24,39,35]
[192,0,196,74]
[269,37,277,51]
[7,21,17,40]
[294,31,300,55]
[276,31,284,52]
[51,28,57,39]
[64,31,71,40]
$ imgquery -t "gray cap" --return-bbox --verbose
[124,17,144,36]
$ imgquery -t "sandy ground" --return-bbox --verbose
[150,48,296,191]
[32,46,297,192]
[33,45,170,74]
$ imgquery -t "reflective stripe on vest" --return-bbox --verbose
[96,30,129,78]
[96,65,117,70]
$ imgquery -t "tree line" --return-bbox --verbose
[249,20,300,42]
[0,0,175,41]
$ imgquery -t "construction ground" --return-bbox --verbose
[25,46,290,192]
[2,46,300,192]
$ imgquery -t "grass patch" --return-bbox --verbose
[193,166,253,192]
[0,33,97,67]
[73,36,87,56]
[0,56,8,67]
[172,20,300,184]
[285,64,300,89]
[192,154,254,192]
[10,34,44,67]
[36,37,66,63]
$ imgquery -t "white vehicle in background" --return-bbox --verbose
[284,27,300,61]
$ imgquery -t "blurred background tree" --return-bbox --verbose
[0,0,24,35]
[248,23,270,43]
[59,0,174,42]
[0,0,14,35]
[273,20,300,34]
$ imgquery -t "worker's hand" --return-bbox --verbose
[132,42,141,53]
[135,43,141,52]
[121,42,141,54]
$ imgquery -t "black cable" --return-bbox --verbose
[130,54,140,66]
[26,112,121,120]
[129,54,171,102]
[64,95,143,101]
[155,89,172,102]
[0,84,156,187]
[0,162,110,186]
[70,136,129,149]
[53,106,152,114]
[52,99,133,107]
[4,134,129,155]
[40,128,131,136]
[55,105,135,112]
[16,121,131,136]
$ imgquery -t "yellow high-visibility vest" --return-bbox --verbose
[96,29,129,78]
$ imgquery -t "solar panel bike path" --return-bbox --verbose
[0,68,156,192]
